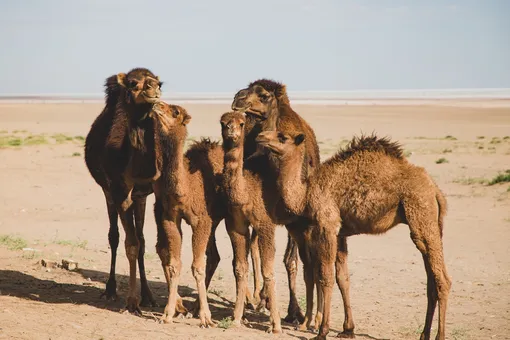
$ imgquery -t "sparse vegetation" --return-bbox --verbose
[436,158,449,164]
[0,234,28,250]
[444,135,457,140]
[477,136,485,139]
[72,152,81,157]
[55,239,88,249]
[490,137,502,144]
[442,148,452,153]
[0,132,84,148]
[403,150,413,158]
[504,136,510,140]
[52,133,74,144]
[488,170,510,186]
[478,145,484,149]
[298,296,306,310]
[454,177,487,185]
[217,317,234,329]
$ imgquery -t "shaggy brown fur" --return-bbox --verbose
[220,111,320,333]
[153,110,227,327]
[231,79,321,322]
[256,131,451,340]
[84,68,178,313]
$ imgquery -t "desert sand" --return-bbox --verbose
[0,100,509,340]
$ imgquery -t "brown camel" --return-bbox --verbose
[220,111,320,333]
[256,131,452,340]
[152,105,228,327]
[84,68,187,314]
[231,79,321,323]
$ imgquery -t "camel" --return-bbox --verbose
[220,111,321,333]
[84,68,188,315]
[152,104,228,328]
[256,130,452,340]
[230,79,321,323]
[85,67,159,308]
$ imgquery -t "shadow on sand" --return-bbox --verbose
[0,268,266,326]
[0,268,389,339]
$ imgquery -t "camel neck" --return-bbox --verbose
[167,130,188,198]
[223,142,248,206]
[277,148,308,216]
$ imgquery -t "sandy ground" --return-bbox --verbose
[0,101,509,340]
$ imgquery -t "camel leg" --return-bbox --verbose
[257,226,282,334]
[133,196,157,307]
[249,228,262,310]
[101,190,119,301]
[287,226,315,332]
[153,200,187,316]
[155,198,183,324]
[336,236,355,338]
[407,205,451,340]
[190,220,216,328]
[312,225,337,340]
[111,182,141,314]
[419,254,438,340]
[283,231,305,324]
[312,281,324,333]
[225,213,250,326]
[205,221,221,290]
[190,220,221,318]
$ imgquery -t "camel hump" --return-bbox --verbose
[333,134,404,162]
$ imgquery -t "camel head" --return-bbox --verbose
[220,111,246,148]
[152,102,191,130]
[231,79,289,120]
[256,130,305,158]
[105,67,162,106]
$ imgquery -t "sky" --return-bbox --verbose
[0,0,509,94]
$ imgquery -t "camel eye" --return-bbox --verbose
[129,80,138,88]
[158,82,163,88]
[260,93,269,101]
[240,123,244,128]
[278,132,287,143]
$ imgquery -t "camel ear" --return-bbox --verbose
[295,133,305,145]
[183,113,192,126]
[117,73,127,88]
[276,84,287,99]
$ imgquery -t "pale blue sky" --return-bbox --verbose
[0,0,509,94]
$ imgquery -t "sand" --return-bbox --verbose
[0,100,509,340]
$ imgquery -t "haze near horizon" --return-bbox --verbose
[0,0,509,95]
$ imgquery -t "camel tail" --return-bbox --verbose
[436,189,448,238]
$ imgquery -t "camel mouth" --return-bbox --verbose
[142,93,161,104]
[245,110,267,121]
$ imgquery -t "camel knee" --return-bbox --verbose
[232,260,248,280]
[108,228,120,249]
[192,265,206,282]
[125,244,140,261]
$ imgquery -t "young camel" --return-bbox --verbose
[152,106,227,328]
[231,79,321,323]
[85,68,185,313]
[220,111,318,333]
[256,131,451,340]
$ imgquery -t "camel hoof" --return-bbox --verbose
[283,308,305,324]
[266,326,282,334]
[337,330,356,338]
[185,312,194,319]
[140,297,158,308]
[295,322,312,332]
[125,296,141,315]
[159,313,173,324]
